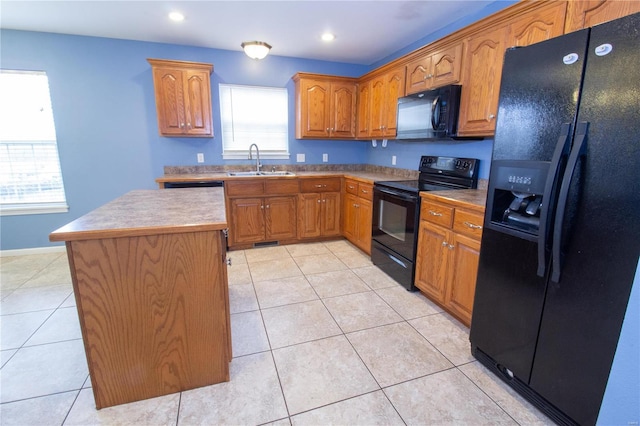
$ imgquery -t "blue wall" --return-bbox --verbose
[0,30,369,251]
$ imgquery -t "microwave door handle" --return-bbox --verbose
[537,123,572,277]
[550,121,589,283]
[431,95,441,130]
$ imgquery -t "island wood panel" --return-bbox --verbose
[67,230,229,409]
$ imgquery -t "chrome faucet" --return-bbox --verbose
[248,143,262,173]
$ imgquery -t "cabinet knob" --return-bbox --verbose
[226,257,232,266]
[489,114,496,119]
[260,205,264,209]
[448,244,455,250]
[266,204,270,209]
[317,199,321,203]
[464,221,482,230]
[180,123,185,128]
[322,199,326,203]
[326,128,330,132]
[442,241,448,247]
[429,210,443,217]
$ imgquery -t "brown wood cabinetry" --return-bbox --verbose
[342,179,373,254]
[298,178,341,238]
[507,2,566,47]
[405,43,463,95]
[564,0,640,33]
[368,67,405,138]
[356,81,371,138]
[414,196,484,326]
[225,179,297,246]
[147,59,213,137]
[293,74,357,139]
[457,26,508,137]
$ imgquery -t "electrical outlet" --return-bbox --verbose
[197,153,204,163]
[392,155,397,166]
[322,153,328,162]
[297,153,306,163]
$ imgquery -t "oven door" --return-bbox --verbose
[372,186,419,261]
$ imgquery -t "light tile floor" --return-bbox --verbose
[0,240,553,425]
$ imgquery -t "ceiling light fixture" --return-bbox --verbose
[241,41,272,60]
[168,12,185,22]
[321,33,336,42]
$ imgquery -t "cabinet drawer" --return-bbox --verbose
[421,201,454,228]
[453,209,484,240]
[300,178,341,193]
[345,179,358,195]
[265,179,299,195]
[225,180,264,196]
[358,183,373,201]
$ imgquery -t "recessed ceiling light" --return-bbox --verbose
[169,12,185,22]
[321,33,336,42]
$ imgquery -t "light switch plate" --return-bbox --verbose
[297,153,306,163]
[322,153,328,162]
[392,155,397,166]
[197,153,205,163]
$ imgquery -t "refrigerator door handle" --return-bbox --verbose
[551,121,589,283]
[537,123,573,277]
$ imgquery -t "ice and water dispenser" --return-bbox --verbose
[485,160,551,240]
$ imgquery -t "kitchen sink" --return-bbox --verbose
[227,171,295,177]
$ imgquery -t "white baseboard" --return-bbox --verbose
[0,245,67,257]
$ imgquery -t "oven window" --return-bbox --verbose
[379,199,407,241]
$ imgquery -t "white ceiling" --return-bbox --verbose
[0,0,498,65]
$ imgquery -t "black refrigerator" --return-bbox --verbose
[469,13,639,426]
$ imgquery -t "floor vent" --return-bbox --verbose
[253,241,279,248]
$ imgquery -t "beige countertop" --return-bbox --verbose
[50,188,227,242]
[421,188,488,212]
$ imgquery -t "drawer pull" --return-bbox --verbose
[348,185,355,190]
[429,210,443,217]
[315,184,323,188]
[361,189,368,194]
[464,221,482,230]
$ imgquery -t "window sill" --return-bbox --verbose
[222,152,290,160]
[0,203,69,216]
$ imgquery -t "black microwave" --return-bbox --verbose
[396,84,462,140]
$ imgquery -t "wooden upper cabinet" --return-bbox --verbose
[356,81,371,138]
[369,67,405,138]
[565,0,640,33]
[148,59,213,137]
[507,2,567,47]
[457,25,508,137]
[293,73,356,139]
[405,43,463,95]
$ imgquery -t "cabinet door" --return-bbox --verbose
[230,198,265,244]
[431,43,463,87]
[383,68,405,137]
[298,79,331,138]
[565,0,640,33]
[183,70,213,136]
[330,82,357,138]
[458,26,508,136]
[507,2,566,48]
[152,68,186,136]
[369,76,386,138]
[356,81,371,138]
[342,193,358,241]
[297,193,321,238]
[405,55,433,95]
[446,233,480,326]
[355,198,373,254]
[265,196,297,240]
[414,221,449,302]
[322,192,341,236]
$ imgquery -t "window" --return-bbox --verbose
[219,84,289,159]
[0,70,68,215]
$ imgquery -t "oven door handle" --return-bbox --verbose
[375,187,417,202]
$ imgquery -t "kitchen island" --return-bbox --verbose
[49,188,231,409]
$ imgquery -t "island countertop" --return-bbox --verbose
[50,187,227,242]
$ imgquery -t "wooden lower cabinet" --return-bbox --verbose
[229,196,297,244]
[298,192,341,238]
[225,179,297,247]
[342,179,373,254]
[414,196,484,326]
